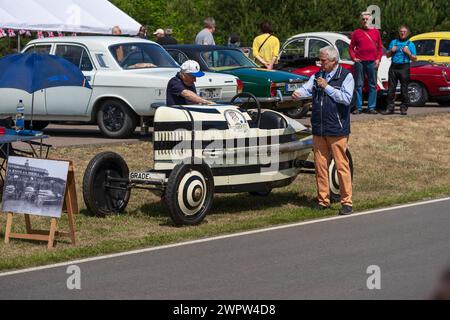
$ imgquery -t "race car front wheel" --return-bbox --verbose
[329,150,354,203]
[165,163,214,226]
[83,152,131,217]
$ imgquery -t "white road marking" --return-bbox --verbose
[1,197,449,278]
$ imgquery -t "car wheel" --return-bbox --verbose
[408,82,428,107]
[83,152,131,217]
[249,189,272,197]
[329,150,354,203]
[25,121,49,131]
[165,163,214,226]
[284,103,310,119]
[97,99,137,139]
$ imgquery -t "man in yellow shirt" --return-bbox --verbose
[252,21,280,70]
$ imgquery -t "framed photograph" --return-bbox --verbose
[1,157,70,218]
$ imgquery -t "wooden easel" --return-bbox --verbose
[4,161,78,250]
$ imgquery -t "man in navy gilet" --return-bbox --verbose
[293,46,355,215]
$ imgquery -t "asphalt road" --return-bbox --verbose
[0,198,449,300]
[30,103,450,148]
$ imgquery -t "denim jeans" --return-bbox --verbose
[354,61,377,110]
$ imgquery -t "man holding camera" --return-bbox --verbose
[293,46,355,215]
[383,26,417,116]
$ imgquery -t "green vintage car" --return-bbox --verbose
[164,45,312,118]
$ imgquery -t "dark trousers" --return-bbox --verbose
[387,63,410,109]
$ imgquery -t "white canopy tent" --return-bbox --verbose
[0,0,141,35]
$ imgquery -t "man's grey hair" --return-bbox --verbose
[320,46,339,62]
[204,17,216,28]
[361,11,372,18]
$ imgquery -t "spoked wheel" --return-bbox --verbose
[329,150,354,203]
[83,152,131,217]
[165,163,214,226]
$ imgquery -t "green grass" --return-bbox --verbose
[0,113,449,272]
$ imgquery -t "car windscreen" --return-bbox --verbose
[201,49,258,71]
[109,43,179,69]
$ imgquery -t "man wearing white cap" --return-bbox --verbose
[153,28,165,44]
[166,60,216,106]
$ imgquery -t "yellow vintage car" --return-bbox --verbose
[411,32,450,64]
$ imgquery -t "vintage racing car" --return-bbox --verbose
[82,94,353,226]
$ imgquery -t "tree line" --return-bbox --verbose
[112,0,449,46]
[1,0,448,56]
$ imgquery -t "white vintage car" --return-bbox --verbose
[0,37,240,138]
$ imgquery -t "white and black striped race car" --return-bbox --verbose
[82,93,353,226]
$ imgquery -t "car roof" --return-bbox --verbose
[163,44,242,52]
[411,32,450,40]
[286,32,351,43]
[26,36,159,51]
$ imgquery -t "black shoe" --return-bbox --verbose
[352,110,361,115]
[339,205,353,216]
[382,108,394,115]
[315,204,331,211]
[400,105,408,115]
[367,109,378,115]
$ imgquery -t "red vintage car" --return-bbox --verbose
[279,32,450,109]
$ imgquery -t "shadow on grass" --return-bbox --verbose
[136,191,317,218]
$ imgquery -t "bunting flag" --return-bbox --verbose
[25,30,32,37]
[8,29,16,37]
[47,32,55,38]
[0,29,6,38]
[19,29,27,35]
[37,31,44,39]
[71,33,77,37]
[58,32,64,37]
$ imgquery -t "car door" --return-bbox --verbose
[307,37,332,60]
[0,44,52,118]
[278,37,309,69]
[166,49,189,66]
[45,44,95,116]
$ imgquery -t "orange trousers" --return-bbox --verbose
[313,136,353,207]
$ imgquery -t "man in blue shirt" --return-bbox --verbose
[167,60,215,106]
[384,26,417,115]
[293,46,355,216]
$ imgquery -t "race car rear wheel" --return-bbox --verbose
[165,163,214,226]
[83,152,131,217]
[329,150,354,203]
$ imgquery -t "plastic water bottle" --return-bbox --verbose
[15,100,25,132]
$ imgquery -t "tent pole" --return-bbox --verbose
[17,34,21,52]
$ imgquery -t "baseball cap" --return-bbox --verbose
[153,28,164,35]
[180,60,205,77]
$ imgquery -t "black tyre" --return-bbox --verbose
[25,121,49,131]
[329,150,354,203]
[165,163,214,226]
[97,99,138,139]
[83,152,131,217]
[249,189,272,197]
[284,103,310,119]
[408,82,428,107]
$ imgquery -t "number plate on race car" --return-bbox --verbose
[199,88,222,100]
[129,172,166,183]
[286,83,301,92]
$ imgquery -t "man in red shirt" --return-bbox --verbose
[349,12,383,114]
